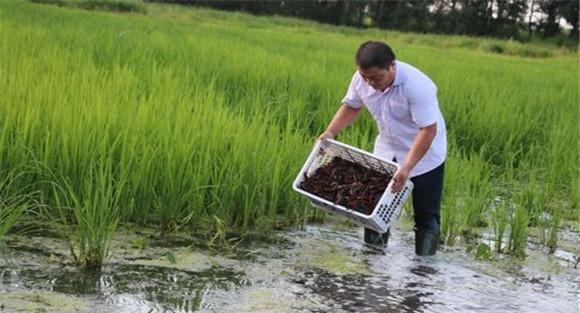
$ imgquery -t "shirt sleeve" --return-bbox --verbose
[341,72,364,109]
[407,83,440,128]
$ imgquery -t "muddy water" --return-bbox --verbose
[0,221,578,313]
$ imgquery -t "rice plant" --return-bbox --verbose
[508,202,529,258]
[0,170,31,240]
[440,145,462,246]
[490,199,509,253]
[547,207,561,254]
[51,158,127,269]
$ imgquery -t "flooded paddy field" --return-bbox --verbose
[1,2,579,313]
[1,222,577,313]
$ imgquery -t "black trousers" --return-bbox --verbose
[365,160,445,237]
[409,161,445,233]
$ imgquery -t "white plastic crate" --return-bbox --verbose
[293,139,413,233]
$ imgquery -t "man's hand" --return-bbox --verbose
[391,165,410,193]
[317,130,335,142]
[391,123,436,192]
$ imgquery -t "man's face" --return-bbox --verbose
[358,63,395,91]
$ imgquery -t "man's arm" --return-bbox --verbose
[391,123,437,192]
[318,105,362,141]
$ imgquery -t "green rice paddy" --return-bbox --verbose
[0,0,577,267]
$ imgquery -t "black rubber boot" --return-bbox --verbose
[364,228,390,246]
[415,228,439,256]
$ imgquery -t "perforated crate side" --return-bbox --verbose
[323,141,397,176]
[375,184,412,229]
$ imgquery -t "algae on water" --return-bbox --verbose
[0,291,89,313]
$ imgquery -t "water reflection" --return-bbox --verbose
[0,224,577,313]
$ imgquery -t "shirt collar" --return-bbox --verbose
[377,61,403,94]
[391,61,403,87]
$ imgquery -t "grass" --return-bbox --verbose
[508,203,529,258]
[50,157,126,269]
[0,0,577,267]
[0,170,31,239]
[30,0,146,14]
[490,200,509,253]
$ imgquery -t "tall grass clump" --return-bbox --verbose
[50,158,127,269]
[489,200,509,253]
[440,143,462,246]
[507,202,529,258]
[0,170,31,240]
[440,142,494,245]
[460,148,493,229]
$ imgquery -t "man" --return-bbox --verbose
[318,41,447,256]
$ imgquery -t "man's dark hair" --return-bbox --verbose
[355,41,396,70]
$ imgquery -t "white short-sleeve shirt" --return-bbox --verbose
[341,61,447,177]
